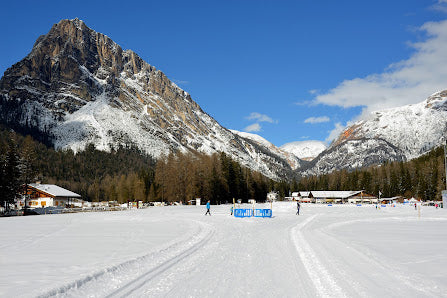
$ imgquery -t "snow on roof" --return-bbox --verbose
[309,191,363,199]
[29,184,81,198]
[381,196,401,200]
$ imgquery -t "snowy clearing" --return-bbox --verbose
[1,203,447,297]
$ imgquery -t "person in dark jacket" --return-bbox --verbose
[296,201,301,215]
[205,200,211,216]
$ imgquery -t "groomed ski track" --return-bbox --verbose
[2,203,447,297]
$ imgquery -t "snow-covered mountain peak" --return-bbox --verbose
[230,131,273,148]
[424,90,447,110]
[280,140,327,161]
[304,90,447,175]
[0,18,299,180]
[230,130,305,171]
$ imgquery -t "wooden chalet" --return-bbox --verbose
[24,183,82,208]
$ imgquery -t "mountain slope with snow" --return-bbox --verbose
[280,140,327,161]
[231,130,305,170]
[302,90,447,175]
[0,18,297,180]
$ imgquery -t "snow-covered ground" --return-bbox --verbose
[1,203,447,297]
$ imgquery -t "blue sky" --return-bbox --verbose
[1,0,447,147]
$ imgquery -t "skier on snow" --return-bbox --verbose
[296,201,300,215]
[205,200,211,216]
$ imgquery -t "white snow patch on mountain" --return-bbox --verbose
[280,140,327,161]
[339,90,447,160]
[230,130,274,148]
[230,130,304,170]
[302,90,447,175]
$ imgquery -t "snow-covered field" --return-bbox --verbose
[1,202,447,297]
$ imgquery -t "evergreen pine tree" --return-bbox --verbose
[4,136,21,210]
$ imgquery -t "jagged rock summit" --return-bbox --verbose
[3,18,444,179]
[0,18,299,179]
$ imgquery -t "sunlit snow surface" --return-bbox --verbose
[1,203,447,297]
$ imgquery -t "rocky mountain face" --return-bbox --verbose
[3,18,445,180]
[301,90,447,175]
[0,18,297,180]
[231,130,305,171]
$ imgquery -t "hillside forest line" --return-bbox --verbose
[296,146,447,201]
[0,127,272,206]
[1,126,446,208]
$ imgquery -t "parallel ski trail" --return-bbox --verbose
[106,227,214,297]
[39,220,214,298]
[290,214,347,298]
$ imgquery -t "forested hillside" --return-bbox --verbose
[2,122,445,208]
[0,127,273,206]
[296,146,446,201]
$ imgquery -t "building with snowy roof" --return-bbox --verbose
[295,191,377,204]
[292,191,312,202]
[23,183,82,208]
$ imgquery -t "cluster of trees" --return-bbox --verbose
[296,146,446,201]
[4,123,445,207]
[34,143,156,202]
[0,133,36,210]
[76,152,273,204]
[154,152,271,204]
[0,126,273,205]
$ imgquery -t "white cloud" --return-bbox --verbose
[431,0,447,13]
[314,19,447,119]
[246,112,274,123]
[325,122,345,144]
[295,100,316,106]
[173,79,189,85]
[304,116,330,124]
[244,123,261,132]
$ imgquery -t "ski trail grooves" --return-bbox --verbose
[290,214,347,298]
[39,220,213,298]
[106,227,214,297]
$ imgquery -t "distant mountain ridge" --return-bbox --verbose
[302,90,447,175]
[0,18,298,180]
[230,130,305,171]
[2,18,446,180]
[280,140,327,161]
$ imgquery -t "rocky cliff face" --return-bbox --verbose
[301,90,447,175]
[0,18,297,180]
